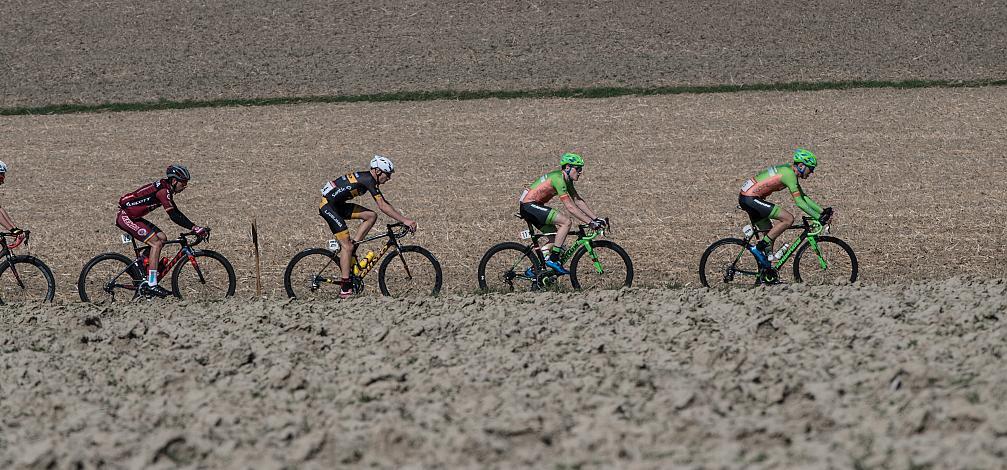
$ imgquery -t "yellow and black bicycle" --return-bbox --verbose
[284,223,442,299]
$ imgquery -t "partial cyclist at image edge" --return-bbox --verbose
[518,152,608,275]
[319,154,416,299]
[115,164,209,297]
[0,161,28,247]
[738,148,833,266]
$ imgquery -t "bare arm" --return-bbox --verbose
[0,206,17,230]
[561,196,594,225]
[573,196,599,220]
[375,197,416,230]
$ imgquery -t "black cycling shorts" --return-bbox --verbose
[320,200,372,236]
[519,202,558,231]
[739,195,777,229]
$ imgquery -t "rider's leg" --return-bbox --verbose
[552,212,573,254]
[146,232,167,285]
[320,201,355,296]
[350,207,377,253]
[766,208,793,249]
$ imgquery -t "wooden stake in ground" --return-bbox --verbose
[251,219,262,297]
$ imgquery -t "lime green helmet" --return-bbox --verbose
[793,148,817,168]
[560,152,585,167]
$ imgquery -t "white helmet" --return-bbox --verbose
[0,160,7,174]
[370,155,394,174]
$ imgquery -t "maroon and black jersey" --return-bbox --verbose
[119,179,178,218]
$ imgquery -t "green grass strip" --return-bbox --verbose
[3,78,1006,116]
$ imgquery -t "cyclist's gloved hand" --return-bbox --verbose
[819,207,833,224]
[193,225,209,238]
[589,219,606,230]
[10,227,23,236]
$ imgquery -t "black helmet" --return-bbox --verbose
[166,164,191,181]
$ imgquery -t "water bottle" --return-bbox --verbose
[773,243,790,261]
[359,251,376,269]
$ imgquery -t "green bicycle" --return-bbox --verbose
[477,217,633,292]
[699,212,857,287]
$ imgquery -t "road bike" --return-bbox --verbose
[284,223,442,299]
[78,230,236,302]
[0,230,56,304]
[699,213,857,287]
[477,216,633,292]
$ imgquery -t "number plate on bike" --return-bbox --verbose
[120,234,133,244]
[519,230,531,240]
[327,239,341,252]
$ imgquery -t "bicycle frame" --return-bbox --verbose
[526,219,608,274]
[127,232,206,278]
[312,223,414,288]
[0,231,30,288]
[742,217,829,271]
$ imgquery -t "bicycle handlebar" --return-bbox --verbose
[1,230,29,250]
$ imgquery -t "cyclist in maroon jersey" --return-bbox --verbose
[116,164,208,297]
[0,161,28,246]
[319,155,416,298]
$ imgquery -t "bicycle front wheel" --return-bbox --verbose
[569,240,633,290]
[379,245,442,297]
[78,253,142,303]
[793,236,858,285]
[699,238,760,288]
[0,255,56,304]
[283,248,344,299]
[171,250,236,300]
[477,242,541,293]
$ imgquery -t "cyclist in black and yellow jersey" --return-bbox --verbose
[320,155,416,298]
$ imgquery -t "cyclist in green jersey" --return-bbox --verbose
[518,152,607,274]
[739,148,833,264]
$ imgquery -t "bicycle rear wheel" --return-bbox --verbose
[477,242,541,293]
[793,236,858,285]
[78,253,142,303]
[283,248,344,299]
[569,240,633,290]
[0,255,56,304]
[171,250,236,300]
[378,245,442,297]
[699,238,760,288]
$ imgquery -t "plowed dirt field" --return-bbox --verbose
[3,0,1006,468]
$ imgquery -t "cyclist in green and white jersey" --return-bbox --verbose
[739,148,832,264]
[518,152,607,274]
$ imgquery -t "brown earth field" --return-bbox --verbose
[3,0,1006,108]
[1,86,1006,298]
[3,279,1007,468]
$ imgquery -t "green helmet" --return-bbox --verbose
[793,148,817,168]
[560,152,585,167]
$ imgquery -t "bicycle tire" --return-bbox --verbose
[170,249,236,300]
[378,245,442,297]
[699,238,761,288]
[283,248,343,299]
[477,242,541,293]
[569,240,634,290]
[78,252,142,303]
[0,255,56,304]
[793,236,858,285]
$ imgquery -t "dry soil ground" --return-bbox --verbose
[1,85,1006,297]
[2,0,1006,108]
[3,279,1007,468]
[3,0,1007,468]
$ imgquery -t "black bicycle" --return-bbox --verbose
[0,230,56,304]
[78,230,236,303]
[478,216,633,292]
[284,223,442,299]
[699,211,857,287]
